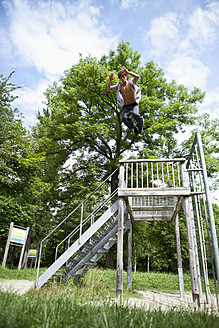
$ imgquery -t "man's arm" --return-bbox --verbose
[107,73,115,91]
[122,66,139,83]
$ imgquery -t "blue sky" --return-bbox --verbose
[1,0,219,130]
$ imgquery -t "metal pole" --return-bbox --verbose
[79,203,84,244]
[196,131,219,289]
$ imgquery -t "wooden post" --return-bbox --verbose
[116,197,124,300]
[175,215,185,298]
[116,163,125,300]
[181,162,200,305]
[10,246,16,269]
[2,222,14,268]
[18,227,29,270]
[127,221,132,289]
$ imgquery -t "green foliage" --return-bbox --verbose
[0,72,54,262]
[129,213,189,274]
[180,114,219,191]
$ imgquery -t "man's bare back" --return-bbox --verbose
[120,82,136,105]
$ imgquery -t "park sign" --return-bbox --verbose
[10,227,28,245]
[2,222,29,270]
[28,249,37,258]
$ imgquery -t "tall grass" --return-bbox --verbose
[0,267,218,327]
[0,289,218,328]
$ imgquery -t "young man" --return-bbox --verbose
[107,66,144,134]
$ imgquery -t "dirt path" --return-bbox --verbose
[0,280,218,312]
[125,290,218,311]
[0,279,34,295]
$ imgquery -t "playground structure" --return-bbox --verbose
[35,132,219,308]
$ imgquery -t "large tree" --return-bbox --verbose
[0,73,51,263]
[33,42,205,267]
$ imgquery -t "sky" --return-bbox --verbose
[0,0,218,202]
[1,0,219,129]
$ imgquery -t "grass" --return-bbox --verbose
[0,267,47,281]
[0,266,216,294]
[0,267,218,327]
[0,289,218,328]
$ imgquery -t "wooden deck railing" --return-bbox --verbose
[119,158,186,189]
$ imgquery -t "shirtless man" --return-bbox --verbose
[107,66,144,134]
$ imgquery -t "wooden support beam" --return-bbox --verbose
[119,158,186,163]
[175,215,185,298]
[133,217,173,221]
[181,162,200,306]
[116,163,125,300]
[2,222,14,268]
[132,206,174,212]
[116,197,124,300]
[127,222,132,289]
[124,197,135,221]
[172,196,183,220]
[118,188,190,198]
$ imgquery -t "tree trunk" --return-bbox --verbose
[105,244,116,268]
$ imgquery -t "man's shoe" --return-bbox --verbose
[139,127,143,134]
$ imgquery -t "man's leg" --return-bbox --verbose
[122,109,138,132]
[131,105,144,134]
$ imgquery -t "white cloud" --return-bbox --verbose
[186,2,219,50]
[166,54,209,90]
[13,80,49,128]
[121,0,140,9]
[199,88,219,118]
[3,0,119,79]
[145,12,179,57]
[144,2,219,59]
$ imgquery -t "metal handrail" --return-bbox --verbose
[55,188,118,260]
[36,168,119,284]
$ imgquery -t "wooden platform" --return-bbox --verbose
[119,190,185,221]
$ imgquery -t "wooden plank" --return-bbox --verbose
[133,214,173,219]
[120,158,186,163]
[133,217,173,221]
[118,188,190,197]
[132,206,174,212]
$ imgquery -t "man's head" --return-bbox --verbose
[118,70,127,80]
